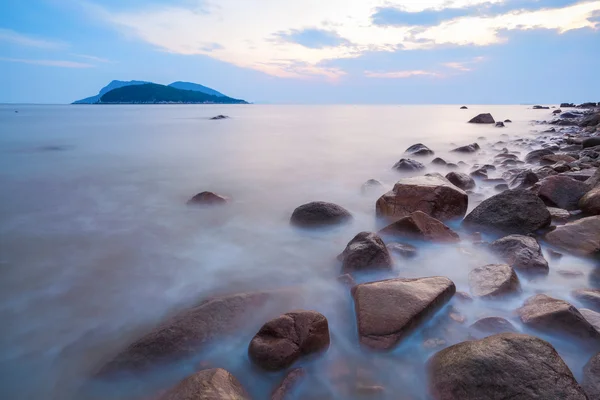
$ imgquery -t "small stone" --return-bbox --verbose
[470,317,517,335]
[547,249,563,259]
[392,158,425,171]
[158,369,250,400]
[379,211,460,243]
[187,191,228,205]
[452,143,481,153]
[290,201,352,228]
[469,264,521,299]
[405,143,434,156]
[340,232,393,274]
[468,113,495,124]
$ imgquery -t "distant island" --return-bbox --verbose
[73,80,248,104]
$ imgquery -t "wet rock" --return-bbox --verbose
[580,187,600,215]
[340,232,393,274]
[508,169,539,190]
[187,191,228,205]
[386,243,417,258]
[525,148,555,163]
[548,207,571,221]
[470,167,488,179]
[423,338,447,349]
[460,106,468,109]
[583,352,600,400]
[445,172,475,190]
[248,310,330,371]
[581,309,600,332]
[352,277,455,350]
[495,152,518,160]
[504,119,512,123]
[428,333,588,400]
[553,109,562,114]
[561,103,576,107]
[545,216,600,255]
[468,264,520,299]
[533,105,550,109]
[540,154,577,164]
[495,122,505,127]
[210,115,229,120]
[580,113,600,127]
[537,176,589,210]
[583,138,600,149]
[455,291,473,302]
[470,317,517,335]
[271,368,306,400]
[376,174,468,222]
[392,158,425,172]
[489,235,549,275]
[561,112,579,118]
[585,168,600,187]
[405,143,434,156]
[451,143,480,153]
[517,294,600,342]
[361,179,383,194]
[468,113,495,124]
[379,211,460,243]
[563,168,597,182]
[446,163,458,169]
[551,119,579,126]
[579,102,598,108]
[573,289,600,311]
[431,157,447,166]
[463,190,551,235]
[290,202,352,228]
[158,368,250,400]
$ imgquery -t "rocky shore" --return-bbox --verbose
[96,104,600,399]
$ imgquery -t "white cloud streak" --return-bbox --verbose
[365,70,442,78]
[71,54,111,63]
[0,58,94,68]
[0,28,68,49]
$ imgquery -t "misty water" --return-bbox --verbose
[0,104,597,399]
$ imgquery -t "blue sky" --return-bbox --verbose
[0,0,599,104]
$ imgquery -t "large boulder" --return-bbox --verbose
[463,190,551,235]
[405,143,434,156]
[545,216,600,255]
[517,294,600,342]
[489,235,549,275]
[584,353,600,400]
[392,158,425,171]
[573,289,600,311]
[451,143,480,153]
[158,368,250,400]
[525,148,555,163]
[468,264,520,299]
[379,211,460,243]
[376,174,468,222]
[468,113,495,124]
[580,187,600,215]
[187,191,228,205]
[352,277,455,350]
[339,232,393,274]
[248,310,330,371]
[428,333,588,400]
[290,201,352,227]
[445,172,475,190]
[536,176,589,210]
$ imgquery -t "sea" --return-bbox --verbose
[0,104,596,399]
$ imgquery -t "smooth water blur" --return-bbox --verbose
[0,104,597,399]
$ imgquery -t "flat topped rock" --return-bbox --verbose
[159,368,250,400]
[290,201,352,227]
[379,211,460,243]
[468,113,495,124]
[339,232,393,274]
[352,276,455,350]
[545,216,600,255]
[468,264,520,299]
[376,174,468,222]
[489,234,549,275]
[517,294,600,342]
[428,333,588,400]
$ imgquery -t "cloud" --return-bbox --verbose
[372,7,471,26]
[0,58,94,68]
[71,54,111,63]
[273,28,351,49]
[365,70,442,78]
[443,56,485,71]
[0,28,68,49]
[200,43,224,51]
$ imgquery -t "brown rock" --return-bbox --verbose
[468,264,521,299]
[290,201,352,227]
[248,310,330,371]
[445,172,475,190]
[340,232,393,274]
[583,352,600,399]
[517,294,600,342]
[428,333,588,400]
[525,148,555,163]
[580,187,600,215]
[489,235,549,275]
[352,277,455,350]
[386,242,417,258]
[470,317,517,335]
[540,154,577,165]
[379,211,460,243]
[271,368,306,400]
[187,191,228,205]
[376,174,468,222]
[581,308,600,332]
[545,216,600,255]
[537,175,589,210]
[573,289,600,311]
[547,207,571,221]
[159,368,250,400]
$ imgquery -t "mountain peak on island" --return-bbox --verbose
[168,81,224,98]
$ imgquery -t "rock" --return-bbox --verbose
[352,276,455,350]
[444,172,475,190]
[504,119,512,123]
[158,368,250,400]
[361,179,383,194]
[451,143,480,153]
[579,102,598,108]
[561,112,579,118]
[536,175,589,210]
[546,216,600,255]
[431,157,447,166]
[376,174,468,222]
[583,138,600,149]
[446,163,458,169]
[379,211,460,243]
[187,191,228,205]
[573,289,600,311]
[468,113,495,124]
[340,232,393,274]
[386,243,417,258]
[551,119,579,126]
[540,154,577,164]
[564,168,597,182]
[586,168,600,188]
[495,122,505,127]
[468,264,520,299]
[561,103,575,107]
[489,235,549,275]
[547,207,571,221]
[533,105,550,109]
[424,338,447,349]
[583,352,600,400]
[290,201,352,228]
[580,113,600,127]
[525,148,555,163]
[508,169,539,190]
[428,333,588,400]
[405,143,434,156]
[271,368,306,400]
[547,249,563,259]
[463,190,551,235]
[210,115,229,120]
[553,109,562,114]
[470,317,517,335]
[392,158,426,172]
[248,310,330,371]
[470,167,487,179]
[460,106,468,109]
[337,274,356,287]
[581,309,600,332]
[517,294,600,342]
[495,183,508,191]
[580,188,600,215]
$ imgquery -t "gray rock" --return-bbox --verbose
[290,202,352,227]
[451,143,480,153]
[573,289,600,311]
[340,232,393,274]
[392,158,425,171]
[187,191,228,205]
[468,113,495,124]
[547,207,571,221]
[508,169,539,190]
[489,235,549,275]
[445,172,475,190]
[405,143,434,156]
[584,352,600,400]
[386,243,417,258]
[537,175,589,210]
[361,179,383,194]
[468,264,521,298]
[271,368,306,400]
[525,148,555,163]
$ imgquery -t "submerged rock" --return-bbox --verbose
[431,157,447,166]
[495,122,505,128]
[249,310,330,371]
[361,179,383,194]
[405,143,434,156]
[451,143,480,153]
[187,191,228,205]
[379,211,460,243]
[386,243,417,258]
[428,333,588,400]
[271,368,306,400]
[339,232,393,274]
[158,368,250,400]
[290,201,352,227]
[533,105,550,109]
[470,317,517,335]
[489,235,549,275]
[504,119,512,123]
[463,190,551,235]
[537,175,589,210]
[468,113,495,124]
[445,172,475,190]
[376,174,468,222]
[545,216,600,255]
[210,115,229,120]
[468,264,521,299]
[584,352,600,400]
[352,277,455,350]
[582,309,600,332]
[460,106,468,109]
[392,158,425,171]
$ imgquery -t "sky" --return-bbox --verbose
[0,0,599,104]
